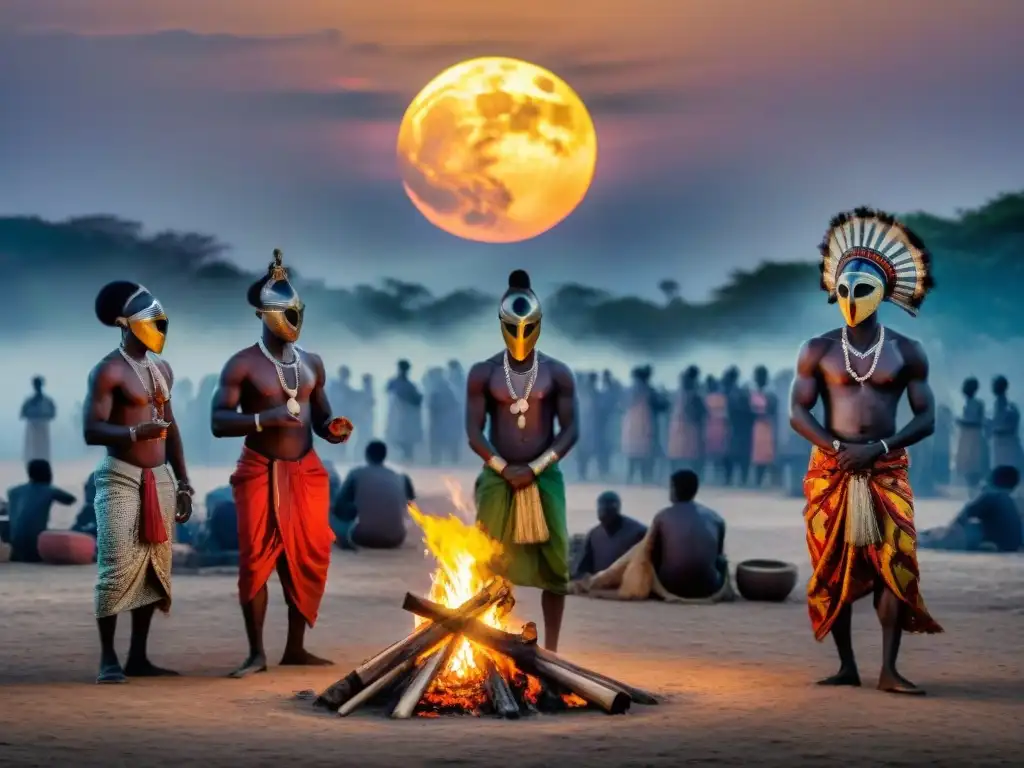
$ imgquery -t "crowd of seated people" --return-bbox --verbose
[571,470,730,601]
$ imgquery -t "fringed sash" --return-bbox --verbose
[512,483,550,544]
[844,473,882,547]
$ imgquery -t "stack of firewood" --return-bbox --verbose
[314,580,658,719]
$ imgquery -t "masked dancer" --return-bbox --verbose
[791,209,943,695]
[84,281,193,683]
[210,249,352,678]
[467,270,578,651]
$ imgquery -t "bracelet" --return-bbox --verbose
[879,439,889,454]
[486,455,508,474]
[528,450,559,476]
[254,413,263,433]
[129,426,137,443]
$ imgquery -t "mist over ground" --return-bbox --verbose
[3,190,1023,460]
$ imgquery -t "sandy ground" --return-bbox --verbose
[1,457,1022,767]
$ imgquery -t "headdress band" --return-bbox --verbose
[835,248,898,295]
[115,285,162,327]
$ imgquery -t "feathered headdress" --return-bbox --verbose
[819,207,934,316]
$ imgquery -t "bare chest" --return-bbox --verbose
[116,363,168,409]
[488,364,555,411]
[820,341,905,393]
[246,357,317,401]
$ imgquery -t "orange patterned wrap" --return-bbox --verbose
[803,446,943,641]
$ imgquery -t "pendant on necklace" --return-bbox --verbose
[286,397,301,416]
[517,414,526,429]
[509,398,529,415]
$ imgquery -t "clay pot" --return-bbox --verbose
[37,530,96,566]
[735,559,799,602]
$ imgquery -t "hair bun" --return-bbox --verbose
[95,280,141,326]
[508,270,531,290]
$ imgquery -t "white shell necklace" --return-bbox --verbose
[503,351,539,429]
[257,338,301,415]
[842,325,885,386]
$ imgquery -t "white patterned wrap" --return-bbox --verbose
[94,456,176,618]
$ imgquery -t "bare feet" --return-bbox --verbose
[228,652,268,678]
[124,658,181,677]
[280,649,333,667]
[878,670,925,695]
[816,666,861,687]
[97,660,127,684]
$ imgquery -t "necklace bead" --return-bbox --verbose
[503,352,538,430]
[258,338,301,414]
[842,325,884,385]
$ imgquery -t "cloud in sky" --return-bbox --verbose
[1,1,1023,299]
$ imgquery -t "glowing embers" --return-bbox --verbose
[402,592,590,719]
[314,483,657,719]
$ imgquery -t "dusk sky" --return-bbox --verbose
[1,0,1022,299]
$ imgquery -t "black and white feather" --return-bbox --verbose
[819,207,934,316]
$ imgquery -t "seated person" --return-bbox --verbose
[70,472,98,537]
[7,460,76,562]
[572,491,647,579]
[649,470,727,599]
[188,484,237,549]
[204,485,234,519]
[205,497,240,554]
[920,466,1022,553]
[332,440,414,550]
[178,484,239,567]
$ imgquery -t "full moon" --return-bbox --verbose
[396,57,598,243]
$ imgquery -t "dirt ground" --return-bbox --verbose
[1,458,1022,767]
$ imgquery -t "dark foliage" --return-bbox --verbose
[1,190,1021,350]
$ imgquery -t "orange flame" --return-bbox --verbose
[407,480,504,683]
[407,478,586,711]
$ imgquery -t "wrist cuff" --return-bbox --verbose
[528,450,559,476]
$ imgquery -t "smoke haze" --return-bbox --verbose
[3,194,1024,460]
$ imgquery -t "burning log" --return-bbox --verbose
[535,648,659,706]
[391,637,459,719]
[401,593,631,715]
[402,592,658,707]
[531,658,629,714]
[484,658,520,719]
[402,593,535,656]
[315,580,511,712]
[338,657,417,717]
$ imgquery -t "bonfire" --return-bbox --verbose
[315,481,657,719]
